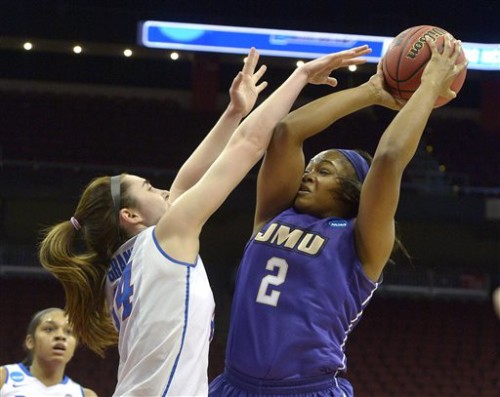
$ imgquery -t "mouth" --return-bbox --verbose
[53,343,67,353]
[298,185,311,194]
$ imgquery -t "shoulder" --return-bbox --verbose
[0,366,5,388]
[0,364,26,387]
[83,387,99,397]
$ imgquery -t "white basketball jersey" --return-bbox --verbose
[1,363,84,397]
[105,226,215,397]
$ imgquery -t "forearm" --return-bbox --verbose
[280,82,379,140]
[236,68,310,147]
[184,105,243,169]
[374,81,440,168]
[170,105,244,199]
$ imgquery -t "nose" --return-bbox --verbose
[54,330,67,341]
[302,172,314,182]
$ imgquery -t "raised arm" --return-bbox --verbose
[155,46,373,263]
[168,47,268,203]
[356,35,467,281]
[254,48,387,231]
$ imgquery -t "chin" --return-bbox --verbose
[292,200,308,214]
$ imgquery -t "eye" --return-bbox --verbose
[319,168,331,175]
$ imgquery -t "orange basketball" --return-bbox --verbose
[382,25,467,107]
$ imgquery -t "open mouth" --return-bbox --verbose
[53,343,66,353]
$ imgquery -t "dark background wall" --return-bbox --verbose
[0,1,499,396]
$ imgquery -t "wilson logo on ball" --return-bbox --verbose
[406,26,447,59]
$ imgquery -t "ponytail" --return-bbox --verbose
[38,175,131,356]
[39,221,117,356]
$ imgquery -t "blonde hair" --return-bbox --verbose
[39,175,133,356]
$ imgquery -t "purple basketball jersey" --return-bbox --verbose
[225,208,380,380]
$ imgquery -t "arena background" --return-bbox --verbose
[1,1,499,396]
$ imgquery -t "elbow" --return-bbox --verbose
[274,119,292,140]
[271,119,299,149]
[372,148,407,174]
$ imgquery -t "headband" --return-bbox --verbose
[110,175,121,221]
[337,149,370,182]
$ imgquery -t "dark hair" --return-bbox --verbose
[22,308,64,366]
[39,174,135,356]
[336,149,410,263]
[335,149,370,219]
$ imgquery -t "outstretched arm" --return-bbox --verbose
[168,47,268,203]
[357,35,467,281]
[156,45,373,263]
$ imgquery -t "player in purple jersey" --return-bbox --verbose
[38,45,372,395]
[0,308,97,397]
[210,36,467,396]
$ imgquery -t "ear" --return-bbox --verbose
[25,334,35,351]
[119,208,143,226]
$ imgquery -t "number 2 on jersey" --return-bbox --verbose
[256,257,288,307]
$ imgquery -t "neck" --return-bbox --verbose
[29,359,66,387]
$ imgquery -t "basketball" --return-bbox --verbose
[382,25,467,107]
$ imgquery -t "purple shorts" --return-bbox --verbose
[209,367,353,397]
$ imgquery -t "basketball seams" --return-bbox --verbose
[395,26,423,98]
[385,26,429,99]
[397,26,432,82]
[383,27,411,81]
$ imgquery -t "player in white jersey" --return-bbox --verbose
[39,46,372,395]
[0,308,97,397]
[106,228,215,396]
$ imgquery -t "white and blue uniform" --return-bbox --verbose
[1,363,84,397]
[210,208,380,396]
[106,226,215,397]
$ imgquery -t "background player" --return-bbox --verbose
[0,307,98,397]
